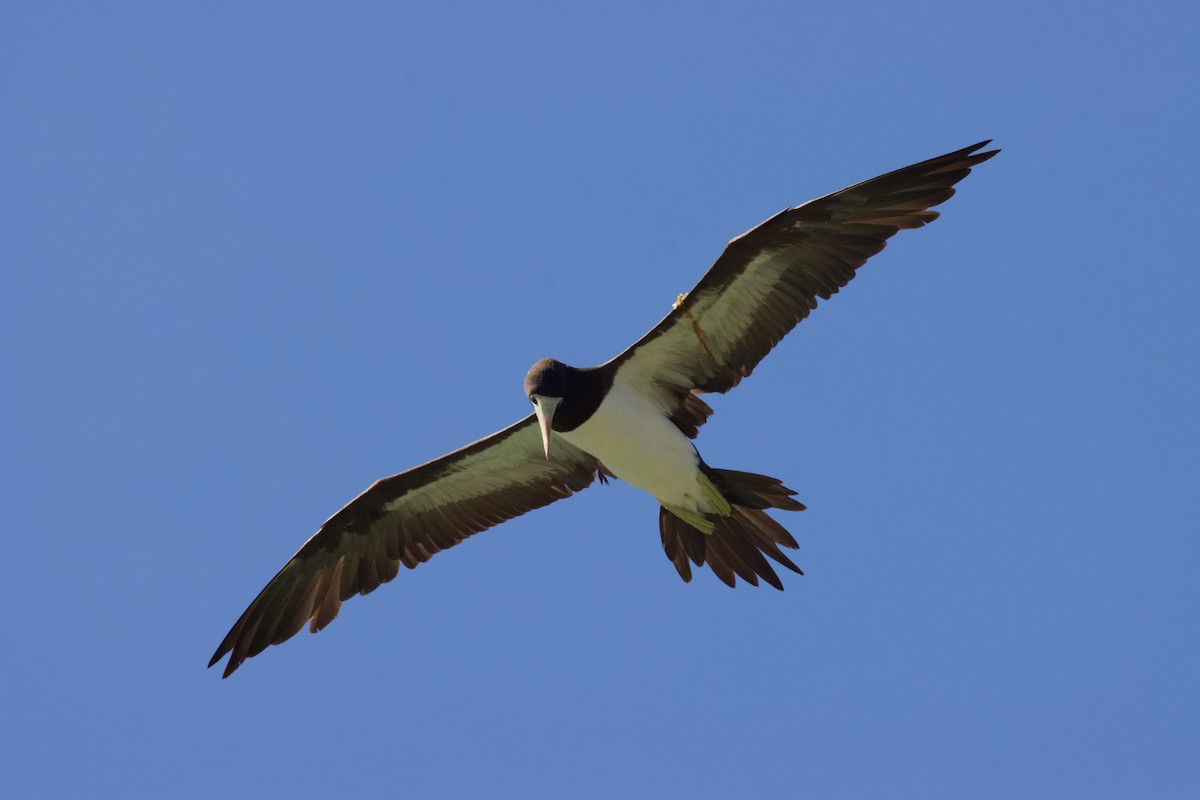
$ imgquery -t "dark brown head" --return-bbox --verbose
[524,358,569,459]
[523,358,570,401]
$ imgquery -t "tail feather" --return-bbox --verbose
[658,468,805,590]
[707,468,806,512]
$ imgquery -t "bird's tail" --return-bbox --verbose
[659,468,805,590]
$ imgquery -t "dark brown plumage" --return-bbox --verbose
[660,468,807,590]
[210,141,997,677]
[209,418,603,677]
[608,141,998,414]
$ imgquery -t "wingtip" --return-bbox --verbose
[215,654,243,678]
[208,635,235,670]
[207,655,233,677]
[208,644,241,677]
[964,139,1001,161]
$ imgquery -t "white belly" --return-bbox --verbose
[558,379,715,514]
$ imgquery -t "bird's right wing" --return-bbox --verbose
[209,414,602,677]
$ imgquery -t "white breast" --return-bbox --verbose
[558,378,715,514]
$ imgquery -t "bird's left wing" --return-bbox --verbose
[607,141,998,421]
[209,414,601,677]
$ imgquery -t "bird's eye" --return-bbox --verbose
[529,395,536,405]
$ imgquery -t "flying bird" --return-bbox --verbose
[210,141,998,677]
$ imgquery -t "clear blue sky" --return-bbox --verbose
[4,2,1198,797]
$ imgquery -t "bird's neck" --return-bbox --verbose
[552,364,613,433]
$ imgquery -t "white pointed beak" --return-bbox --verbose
[531,395,562,460]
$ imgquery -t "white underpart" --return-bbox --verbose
[558,377,716,515]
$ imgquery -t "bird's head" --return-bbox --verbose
[524,358,568,459]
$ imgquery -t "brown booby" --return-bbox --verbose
[210,141,998,677]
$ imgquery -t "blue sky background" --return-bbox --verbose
[4,2,1198,797]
